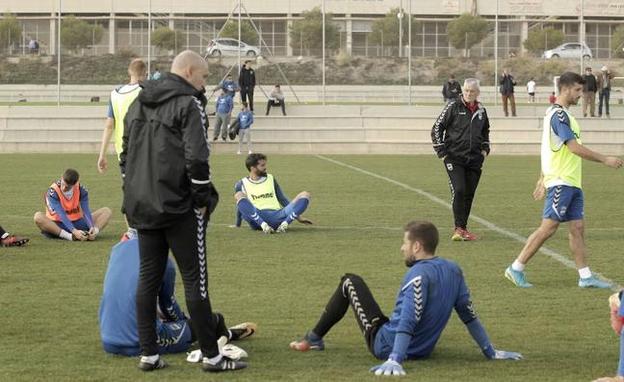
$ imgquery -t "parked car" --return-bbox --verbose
[206,38,260,57]
[543,42,593,59]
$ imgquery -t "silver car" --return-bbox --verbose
[206,38,260,57]
[543,42,592,59]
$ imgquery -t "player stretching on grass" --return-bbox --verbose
[234,153,312,233]
[290,221,522,376]
[504,72,623,289]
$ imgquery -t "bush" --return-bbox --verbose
[523,28,565,55]
[61,16,103,53]
[447,14,490,56]
[151,27,184,52]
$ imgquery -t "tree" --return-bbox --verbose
[289,7,340,55]
[61,16,103,53]
[151,27,184,52]
[611,25,624,58]
[523,28,564,55]
[220,20,259,45]
[369,8,420,50]
[446,13,490,57]
[0,13,21,51]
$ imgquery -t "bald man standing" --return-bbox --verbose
[121,50,246,373]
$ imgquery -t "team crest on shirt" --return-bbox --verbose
[446,163,453,171]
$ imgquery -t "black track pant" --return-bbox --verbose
[312,273,389,354]
[444,157,482,229]
[136,209,219,357]
[240,86,254,111]
[0,225,6,237]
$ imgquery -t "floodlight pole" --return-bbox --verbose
[579,0,584,73]
[322,0,326,105]
[147,0,151,75]
[398,0,403,58]
[494,0,498,106]
[57,0,61,107]
[238,0,242,81]
[407,0,411,105]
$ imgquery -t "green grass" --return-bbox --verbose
[0,154,622,381]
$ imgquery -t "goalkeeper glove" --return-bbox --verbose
[369,359,406,376]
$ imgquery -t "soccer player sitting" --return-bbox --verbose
[289,221,522,376]
[234,153,312,233]
[99,238,256,361]
[591,292,624,382]
[34,168,112,241]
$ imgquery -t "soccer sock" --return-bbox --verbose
[312,279,350,338]
[59,230,73,241]
[511,260,525,272]
[578,267,592,279]
[285,198,309,224]
[237,198,264,225]
[204,354,223,365]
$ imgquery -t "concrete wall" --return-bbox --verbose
[2,105,623,154]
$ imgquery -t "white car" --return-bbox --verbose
[206,38,260,57]
[543,42,593,59]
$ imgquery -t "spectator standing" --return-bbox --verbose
[499,69,517,117]
[217,73,239,97]
[582,67,597,118]
[266,84,286,116]
[597,65,614,118]
[213,90,234,142]
[239,60,256,113]
[442,74,462,103]
[549,92,557,104]
[237,103,254,155]
[150,68,162,80]
[28,38,39,55]
[526,78,536,103]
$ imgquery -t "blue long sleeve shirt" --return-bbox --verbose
[373,257,478,361]
[46,183,93,231]
[233,176,290,226]
[237,110,254,129]
[215,94,233,114]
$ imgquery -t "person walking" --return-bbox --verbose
[431,78,490,241]
[526,77,536,103]
[582,67,597,117]
[499,69,517,117]
[120,50,246,373]
[442,74,462,103]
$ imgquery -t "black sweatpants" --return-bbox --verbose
[136,209,219,357]
[444,157,482,229]
[0,225,6,237]
[312,273,389,354]
[240,86,254,111]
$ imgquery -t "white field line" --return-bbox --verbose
[316,154,622,291]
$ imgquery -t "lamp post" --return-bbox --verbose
[397,3,404,57]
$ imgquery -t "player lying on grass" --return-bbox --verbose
[0,225,28,247]
[34,168,111,241]
[592,292,624,382]
[234,153,312,233]
[99,238,256,362]
[289,220,522,376]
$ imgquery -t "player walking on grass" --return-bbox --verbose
[97,58,147,241]
[505,72,623,289]
[121,50,245,373]
[431,78,490,241]
[290,221,522,376]
[234,153,312,233]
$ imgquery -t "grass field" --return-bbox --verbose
[1,153,623,381]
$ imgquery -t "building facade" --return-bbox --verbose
[2,0,624,58]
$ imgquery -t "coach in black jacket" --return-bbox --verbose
[120,50,245,373]
[431,78,490,242]
[239,60,256,112]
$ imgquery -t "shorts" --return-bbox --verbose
[528,92,535,96]
[42,217,91,238]
[543,185,584,222]
[102,319,193,356]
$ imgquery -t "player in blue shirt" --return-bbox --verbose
[236,102,254,155]
[289,221,522,376]
[215,73,240,97]
[34,168,112,241]
[213,90,234,141]
[99,238,257,356]
[234,153,312,233]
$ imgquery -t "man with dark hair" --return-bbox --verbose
[505,72,623,289]
[598,65,614,118]
[121,50,245,372]
[266,84,286,116]
[239,60,256,112]
[431,78,490,241]
[442,74,461,103]
[234,153,312,233]
[34,168,112,241]
[215,73,239,97]
[582,67,597,118]
[289,220,522,376]
[499,69,517,117]
[0,225,29,247]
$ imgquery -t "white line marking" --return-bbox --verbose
[316,154,622,291]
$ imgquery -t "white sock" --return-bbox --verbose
[578,267,592,279]
[59,230,73,241]
[141,354,159,363]
[204,354,223,365]
[1,232,8,239]
[511,260,525,272]
[92,226,100,236]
